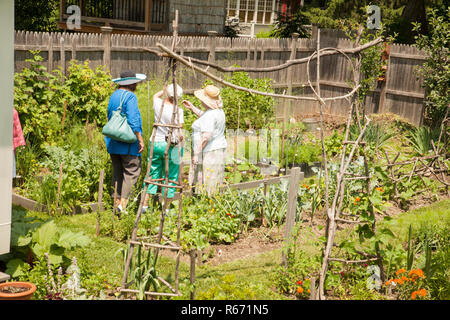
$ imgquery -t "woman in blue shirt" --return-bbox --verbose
[106,70,146,213]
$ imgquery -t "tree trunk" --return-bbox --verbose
[400,0,428,43]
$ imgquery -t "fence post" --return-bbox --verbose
[71,34,77,61]
[101,26,113,71]
[48,33,53,71]
[282,167,302,267]
[378,43,390,114]
[60,34,66,77]
[287,32,299,120]
[207,30,217,65]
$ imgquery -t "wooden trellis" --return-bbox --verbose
[119,11,184,299]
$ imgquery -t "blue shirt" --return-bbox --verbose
[105,89,143,156]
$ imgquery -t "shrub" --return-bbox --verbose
[14,51,114,150]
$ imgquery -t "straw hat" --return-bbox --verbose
[167,83,183,99]
[112,70,147,86]
[194,85,223,109]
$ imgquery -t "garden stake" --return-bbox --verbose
[61,100,67,136]
[55,162,64,213]
[96,169,104,237]
[112,181,117,238]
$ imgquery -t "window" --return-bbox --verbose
[227,0,278,24]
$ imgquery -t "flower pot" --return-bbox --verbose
[0,281,37,300]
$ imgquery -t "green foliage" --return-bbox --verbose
[14,52,66,147]
[197,71,275,130]
[0,208,90,280]
[20,128,110,213]
[413,7,450,127]
[196,274,257,300]
[63,60,115,127]
[303,0,370,29]
[15,0,60,32]
[14,52,114,150]
[324,130,344,159]
[273,227,321,297]
[406,126,440,156]
[224,161,263,184]
[349,122,395,158]
[269,10,310,38]
[119,245,159,300]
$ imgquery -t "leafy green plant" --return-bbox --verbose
[14,51,66,147]
[261,182,289,229]
[274,226,321,297]
[406,126,440,156]
[209,71,275,130]
[125,245,160,300]
[196,274,257,300]
[63,60,114,127]
[349,122,395,157]
[14,51,114,150]
[1,208,90,279]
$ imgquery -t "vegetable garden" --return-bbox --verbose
[2,9,449,301]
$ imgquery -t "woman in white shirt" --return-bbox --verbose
[143,84,184,211]
[182,85,227,195]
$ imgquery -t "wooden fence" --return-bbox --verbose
[14,29,427,125]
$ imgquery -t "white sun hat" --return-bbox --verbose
[167,83,183,99]
[112,70,147,86]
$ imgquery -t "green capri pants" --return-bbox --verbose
[146,141,183,198]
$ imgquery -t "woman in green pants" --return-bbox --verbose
[143,84,184,211]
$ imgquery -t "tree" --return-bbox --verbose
[413,7,450,127]
[300,0,446,44]
[269,10,310,38]
[15,0,59,32]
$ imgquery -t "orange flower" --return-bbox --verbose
[401,276,409,282]
[226,212,231,216]
[355,196,361,202]
[296,280,303,285]
[411,291,418,300]
[419,289,427,297]
[408,269,425,279]
[395,268,407,275]
[307,289,311,294]
[296,287,304,294]
[385,280,392,286]
[302,184,310,190]
[376,187,384,192]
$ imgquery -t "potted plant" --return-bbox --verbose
[0,281,37,300]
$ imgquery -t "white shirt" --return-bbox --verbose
[192,108,227,153]
[153,97,184,142]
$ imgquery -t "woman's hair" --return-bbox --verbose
[118,83,137,92]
